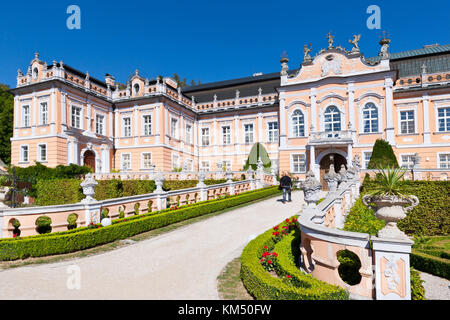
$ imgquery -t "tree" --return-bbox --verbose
[0,84,13,165]
[172,73,200,88]
[367,139,399,169]
[243,143,272,173]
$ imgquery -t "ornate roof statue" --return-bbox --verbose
[379,32,390,59]
[349,34,361,53]
[303,44,312,62]
[280,55,289,76]
[326,31,334,49]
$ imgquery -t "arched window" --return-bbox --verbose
[324,106,341,132]
[362,102,378,133]
[32,67,39,80]
[292,110,305,137]
[134,83,140,95]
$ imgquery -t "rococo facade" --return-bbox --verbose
[10,34,450,181]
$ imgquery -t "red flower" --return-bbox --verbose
[286,218,290,223]
[267,260,272,264]
[287,275,292,279]
[264,246,268,249]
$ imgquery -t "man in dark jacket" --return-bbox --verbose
[279,172,292,203]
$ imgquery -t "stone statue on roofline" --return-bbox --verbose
[303,44,312,62]
[349,34,361,53]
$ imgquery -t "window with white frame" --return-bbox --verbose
[437,107,450,132]
[400,110,415,134]
[324,106,341,132]
[363,152,372,169]
[20,145,29,162]
[222,160,232,171]
[123,117,132,137]
[222,126,231,145]
[170,118,178,139]
[39,102,48,125]
[95,114,105,135]
[37,144,47,162]
[142,152,152,169]
[71,106,82,129]
[22,105,30,127]
[268,121,279,142]
[185,124,192,144]
[185,159,193,171]
[172,154,180,170]
[143,115,152,136]
[121,153,131,171]
[362,103,378,133]
[292,110,305,137]
[291,154,306,173]
[439,153,450,168]
[244,124,254,144]
[401,155,415,169]
[201,128,210,146]
[200,161,210,171]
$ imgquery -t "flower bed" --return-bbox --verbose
[0,186,280,261]
[240,216,349,300]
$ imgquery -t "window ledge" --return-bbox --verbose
[396,133,419,136]
[433,131,450,135]
[358,132,382,135]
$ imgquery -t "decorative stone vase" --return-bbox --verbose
[338,165,347,183]
[225,170,233,183]
[80,173,98,204]
[0,186,10,208]
[300,171,322,208]
[154,170,166,193]
[362,194,419,240]
[346,166,356,180]
[323,164,340,192]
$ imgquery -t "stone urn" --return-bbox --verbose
[323,164,340,192]
[299,170,322,208]
[0,186,10,208]
[362,194,419,240]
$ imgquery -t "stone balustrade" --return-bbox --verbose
[298,167,413,300]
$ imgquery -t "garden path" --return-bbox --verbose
[0,191,306,299]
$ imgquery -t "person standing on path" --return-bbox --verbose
[279,172,292,204]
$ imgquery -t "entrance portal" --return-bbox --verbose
[83,150,96,172]
[319,153,347,190]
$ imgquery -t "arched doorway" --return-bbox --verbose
[83,150,96,172]
[319,153,347,190]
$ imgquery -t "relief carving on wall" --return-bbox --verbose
[321,55,341,77]
[380,255,406,298]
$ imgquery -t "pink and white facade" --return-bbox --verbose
[10,37,450,180]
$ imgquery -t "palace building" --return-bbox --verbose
[9,35,450,181]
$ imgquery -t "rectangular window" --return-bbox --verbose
[439,154,450,169]
[201,128,210,146]
[401,155,415,169]
[39,102,48,125]
[171,118,178,139]
[185,159,193,171]
[222,126,231,145]
[292,154,306,173]
[200,161,210,171]
[142,153,152,169]
[38,144,47,162]
[364,152,372,169]
[71,106,82,129]
[20,145,29,162]
[121,153,131,171]
[143,115,152,136]
[400,110,415,134]
[268,122,279,142]
[22,105,30,127]
[172,154,180,170]
[222,160,232,171]
[185,124,192,144]
[244,124,254,144]
[123,117,131,137]
[95,114,104,135]
[437,107,450,132]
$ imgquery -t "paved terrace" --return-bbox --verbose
[0,191,306,299]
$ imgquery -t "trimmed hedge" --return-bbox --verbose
[410,249,450,280]
[0,186,281,261]
[343,198,385,235]
[240,218,349,300]
[35,179,84,206]
[361,180,450,236]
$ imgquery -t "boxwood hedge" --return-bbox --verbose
[240,218,349,300]
[0,186,281,261]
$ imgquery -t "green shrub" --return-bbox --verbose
[410,268,425,300]
[0,187,280,260]
[343,198,385,235]
[367,139,399,169]
[12,218,21,229]
[101,209,109,220]
[95,180,123,200]
[240,217,349,300]
[410,249,450,280]
[35,216,52,234]
[67,213,78,230]
[336,250,362,286]
[122,180,156,197]
[35,179,83,206]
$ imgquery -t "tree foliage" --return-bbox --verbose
[0,84,13,165]
[367,139,399,169]
[243,143,272,173]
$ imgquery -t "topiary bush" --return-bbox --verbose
[367,139,399,169]
[35,216,52,234]
[67,213,78,230]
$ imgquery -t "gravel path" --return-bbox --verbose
[420,272,450,300]
[0,191,305,300]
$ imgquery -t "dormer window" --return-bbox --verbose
[32,67,39,80]
[134,83,140,95]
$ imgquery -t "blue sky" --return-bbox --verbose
[0,0,449,88]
